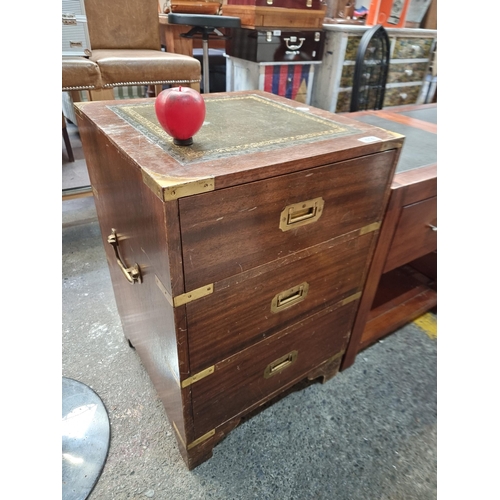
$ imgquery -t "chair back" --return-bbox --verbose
[350,25,390,112]
[84,0,161,50]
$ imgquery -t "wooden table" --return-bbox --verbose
[341,103,437,370]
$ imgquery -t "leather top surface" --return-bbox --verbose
[352,114,436,173]
[109,93,362,165]
[168,13,241,28]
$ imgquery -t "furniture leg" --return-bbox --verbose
[62,113,75,163]
[89,88,115,101]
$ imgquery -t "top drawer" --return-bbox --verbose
[179,149,397,290]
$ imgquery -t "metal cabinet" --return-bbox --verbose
[311,25,437,113]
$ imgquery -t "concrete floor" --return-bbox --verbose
[62,120,437,500]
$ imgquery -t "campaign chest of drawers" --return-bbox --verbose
[75,90,403,469]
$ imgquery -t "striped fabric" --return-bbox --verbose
[263,65,311,101]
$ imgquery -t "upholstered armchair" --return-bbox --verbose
[84,0,201,96]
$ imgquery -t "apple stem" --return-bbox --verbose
[179,85,182,91]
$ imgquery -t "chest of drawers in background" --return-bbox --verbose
[75,90,403,469]
[311,24,437,113]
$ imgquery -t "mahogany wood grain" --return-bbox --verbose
[360,288,437,350]
[75,91,403,468]
[77,111,195,447]
[392,164,437,203]
[341,104,437,370]
[74,91,403,193]
[179,150,397,290]
[187,231,375,371]
[383,196,437,273]
[159,16,193,56]
[226,0,324,8]
[341,187,405,370]
[369,265,435,313]
[191,300,357,437]
[220,5,326,29]
[408,252,437,283]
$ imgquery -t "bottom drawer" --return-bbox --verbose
[190,298,359,437]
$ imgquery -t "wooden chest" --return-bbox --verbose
[221,4,326,28]
[226,0,324,8]
[75,90,403,469]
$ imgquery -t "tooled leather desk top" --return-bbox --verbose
[109,93,362,165]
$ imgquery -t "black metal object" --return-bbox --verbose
[350,25,390,112]
[225,28,324,63]
[168,13,241,93]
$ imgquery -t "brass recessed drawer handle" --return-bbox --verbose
[279,197,324,231]
[107,229,142,284]
[271,282,309,313]
[428,224,437,232]
[264,350,298,379]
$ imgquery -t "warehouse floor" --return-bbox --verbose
[62,120,437,500]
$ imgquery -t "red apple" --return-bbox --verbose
[154,86,206,146]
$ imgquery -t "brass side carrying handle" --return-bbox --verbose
[264,350,298,379]
[271,282,309,313]
[279,197,324,232]
[107,229,142,284]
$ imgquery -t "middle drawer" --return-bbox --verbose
[186,229,376,371]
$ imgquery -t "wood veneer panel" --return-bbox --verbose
[179,150,397,290]
[360,288,437,349]
[384,196,437,273]
[341,186,405,370]
[187,231,374,370]
[78,112,194,446]
[191,300,357,437]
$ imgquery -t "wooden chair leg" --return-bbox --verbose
[185,81,201,92]
[62,113,74,162]
[88,88,115,101]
